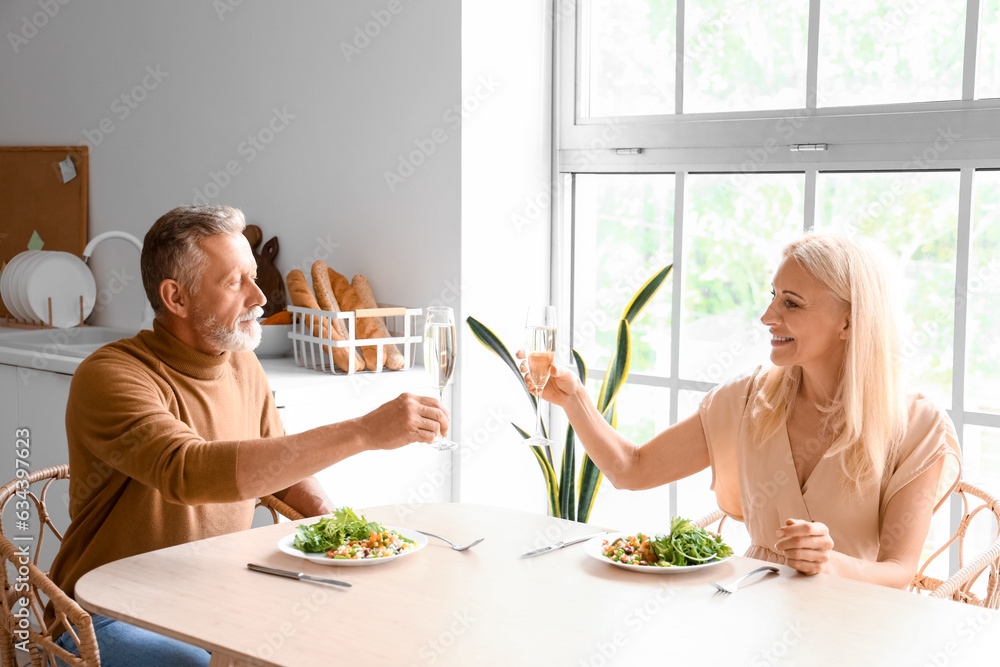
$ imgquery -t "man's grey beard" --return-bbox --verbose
[195,305,263,352]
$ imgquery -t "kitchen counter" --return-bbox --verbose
[0,323,137,375]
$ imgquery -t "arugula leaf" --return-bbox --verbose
[648,517,733,567]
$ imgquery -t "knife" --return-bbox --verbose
[247,563,352,588]
[519,531,608,559]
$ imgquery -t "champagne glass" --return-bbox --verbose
[423,307,458,451]
[524,305,556,446]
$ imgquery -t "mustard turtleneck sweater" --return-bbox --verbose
[50,320,283,604]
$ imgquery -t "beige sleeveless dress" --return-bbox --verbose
[699,368,962,564]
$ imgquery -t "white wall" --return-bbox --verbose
[0,0,461,330]
[458,2,554,512]
[1,0,559,517]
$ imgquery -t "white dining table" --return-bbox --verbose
[75,502,1000,666]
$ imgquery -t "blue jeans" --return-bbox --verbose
[54,614,210,667]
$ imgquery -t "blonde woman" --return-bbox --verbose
[524,234,961,588]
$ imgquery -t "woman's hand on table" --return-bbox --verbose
[516,350,581,408]
[775,518,834,575]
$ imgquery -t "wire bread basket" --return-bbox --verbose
[287,304,421,374]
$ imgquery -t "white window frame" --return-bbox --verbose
[552,0,1000,568]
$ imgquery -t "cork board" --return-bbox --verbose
[0,146,89,319]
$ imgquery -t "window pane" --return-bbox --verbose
[968,172,1000,414]
[574,175,674,376]
[584,381,674,529]
[962,425,1000,488]
[684,0,808,113]
[980,0,1000,99]
[675,389,714,519]
[586,0,676,117]
[680,173,804,381]
[818,1,966,107]
[816,172,959,407]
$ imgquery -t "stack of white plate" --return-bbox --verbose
[0,250,97,327]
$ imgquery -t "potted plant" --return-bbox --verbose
[466,265,671,522]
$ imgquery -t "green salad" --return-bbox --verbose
[292,507,389,554]
[602,517,734,567]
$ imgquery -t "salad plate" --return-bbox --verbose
[277,526,428,567]
[582,531,733,574]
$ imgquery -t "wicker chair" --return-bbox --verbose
[910,481,1000,608]
[694,480,1000,608]
[0,465,304,666]
[693,507,728,532]
[254,494,304,523]
[0,465,94,667]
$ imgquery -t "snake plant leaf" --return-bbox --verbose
[514,423,560,517]
[621,265,672,325]
[467,316,538,409]
[596,320,631,414]
[579,322,630,523]
[467,316,549,451]
[576,453,603,523]
[558,350,587,521]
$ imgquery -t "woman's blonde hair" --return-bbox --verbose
[750,232,907,491]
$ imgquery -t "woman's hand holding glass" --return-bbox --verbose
[522,306,558,446]
[516,350,582,408]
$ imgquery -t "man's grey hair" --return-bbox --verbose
[141,205,246,315]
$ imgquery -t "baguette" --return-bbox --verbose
[352,274,405,370]
[310,261,349,339]
[285,269,365,372]
[328,268,400,370]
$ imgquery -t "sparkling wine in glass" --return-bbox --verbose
[424,307,458,451]
[524,305,556,447]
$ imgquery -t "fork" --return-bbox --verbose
[414,530,485,551]
[709,565,779,594]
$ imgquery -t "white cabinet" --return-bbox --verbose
[0,364,73,571]
[259,358,454,512]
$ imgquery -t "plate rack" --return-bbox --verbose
[2,296,89,330]
[288,305,422,375]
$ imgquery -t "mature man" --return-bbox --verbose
[49,205,447,665]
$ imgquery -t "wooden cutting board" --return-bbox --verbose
[0,146,89,320]
[243,224,286,318]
